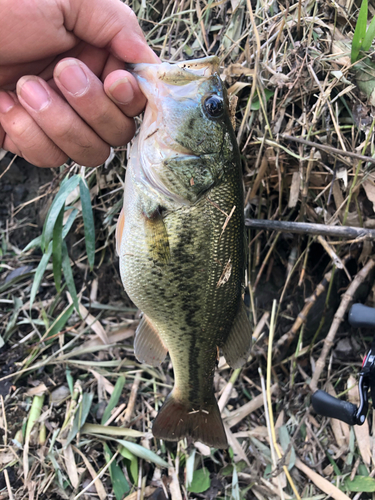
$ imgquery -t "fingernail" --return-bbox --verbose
[109,78,134,105]
[57,63,89,96]
[0,92,15,114]
[19,79,50,111]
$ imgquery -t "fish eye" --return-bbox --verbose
[203,95,224,118]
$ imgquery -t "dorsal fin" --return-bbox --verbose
[134,315,168,367]
[116,208,125,256]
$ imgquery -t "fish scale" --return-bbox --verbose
[117,57,252,448]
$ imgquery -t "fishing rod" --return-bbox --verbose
[312,304,375,426]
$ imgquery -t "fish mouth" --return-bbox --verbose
[128,57,221,157]
[127,56,219,85]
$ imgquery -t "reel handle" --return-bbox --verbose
[349,304,375,328]
[311,390,363,426]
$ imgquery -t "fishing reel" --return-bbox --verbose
[312,304,375,426]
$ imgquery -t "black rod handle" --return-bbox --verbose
[312,390,359,425]
[349,304,375,328]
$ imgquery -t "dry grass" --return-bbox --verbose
[1,0,375,498]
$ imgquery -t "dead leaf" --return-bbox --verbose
[348,375,371,467]
[326,383,349,448]
[64,444,79,489]
[288,171,300,208]
[363,176,375,212]
[216,259,232,288]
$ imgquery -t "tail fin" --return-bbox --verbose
[152,393,228,449]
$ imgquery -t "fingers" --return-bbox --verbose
[53,58,140,145]
[0,91,68,167]
[0,58,147,168]
[15,76,111,167]
[104,69,147,117]
[60,0,160,64]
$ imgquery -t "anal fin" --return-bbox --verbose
[222,301,252,369]
[134,314,168,367]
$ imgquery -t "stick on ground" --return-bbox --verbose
[310,259,375,391]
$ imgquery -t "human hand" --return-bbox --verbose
[0,0,159,168]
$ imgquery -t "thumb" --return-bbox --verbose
[61,0,159,64]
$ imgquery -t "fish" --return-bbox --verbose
[116,56,252,449]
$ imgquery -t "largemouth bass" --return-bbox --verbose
[116,57,252,449]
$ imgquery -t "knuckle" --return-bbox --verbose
[123,5,138,23]
[7,115,33,142]
[71,141,110,167]
[86,145,110,167]
[111,122,135,147]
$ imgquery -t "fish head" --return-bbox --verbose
[129,57,238,205]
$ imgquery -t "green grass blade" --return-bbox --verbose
[23,235,42,252]
[46,303,74,341]
[187,468,211,494]
[4,296,23,341]
[103,443,130,499]
[344,476,375,492]
[81,423,144,438]
[30,241,52,309]
[61,240,80,313]
[52,204,64,292]
[351,0,368,63]
[66,367,74,396]
[26,394,45,439]
[118,446,138,484]
[116,439,169,468]
[65,392,94,446]
[62,208,79,239]
[79,178,95,271]
[101,376,126,425]
[186,449,196,488]
[231,465,240,500]
[42,175,80,251]
[362,15,375,50]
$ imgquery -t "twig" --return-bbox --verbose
[294,458,351,500]
[0,154,17,181]
[218,368,241,412]
[123,373,142,426]
[225,383,278,428]
[282,134,375,165]
[316,235,351,281]
[308,65,346,152]
[0,396,7,446]
[73,448,117,500]
[245,218,375,241]
[310,259,375,391]
[253,232,281,291]
[4,469,14,500]
[265,301,301,500]
[237,0,261,144]
[274,269,333,361]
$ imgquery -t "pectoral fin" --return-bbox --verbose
[145,211,170,264]
[134,314,168,367]
[222,302,252,369]
[115,208,125,256]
